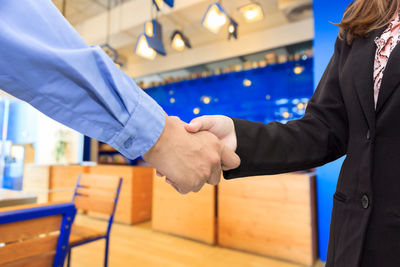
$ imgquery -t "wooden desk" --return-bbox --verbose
[0,189,37,208]
[152,174,216,244]
[218,172,317,266]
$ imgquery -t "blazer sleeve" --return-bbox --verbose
[224,38,348,179]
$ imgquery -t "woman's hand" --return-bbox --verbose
[145,116,240,194]
[185,115,238,170]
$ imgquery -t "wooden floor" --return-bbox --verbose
[68,215,325,267]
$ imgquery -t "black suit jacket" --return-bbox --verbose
[224,27,400,267]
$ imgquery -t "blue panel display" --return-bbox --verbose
[313,0,351,261]
[146,59,313,124]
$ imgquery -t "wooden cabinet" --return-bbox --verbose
[218,172,317,266]
[49,165,86,202]
[88,165,153,225]
[152,174,216,244]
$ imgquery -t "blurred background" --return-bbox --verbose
[0,0,351,266]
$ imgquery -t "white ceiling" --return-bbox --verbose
[117,0,311,63]
[52,0,135,25]
[52,0,312,68]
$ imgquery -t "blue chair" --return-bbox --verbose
[67,173,122,267]
[0,202,76,267]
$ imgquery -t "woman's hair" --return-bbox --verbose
[337,0,399,44]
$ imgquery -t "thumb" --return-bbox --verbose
[185,116,215,133]
[221,146,241,171]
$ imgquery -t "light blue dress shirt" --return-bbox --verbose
[0,0,166,159]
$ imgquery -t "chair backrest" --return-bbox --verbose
[0,202,76,267]
[73,174,122,218]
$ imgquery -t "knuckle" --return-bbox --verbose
[210,154,221,165]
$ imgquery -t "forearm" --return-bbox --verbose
[0,0,165,159]
[223,115,346,179]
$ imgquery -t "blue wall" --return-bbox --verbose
[146,59,313,124]
[313,0,351,261]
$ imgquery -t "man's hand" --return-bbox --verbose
[143,116,240,194]
[185,115,237,152]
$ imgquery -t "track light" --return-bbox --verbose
[171,30,191,52]
[153,0,174,11]
[101,44,125,67]
[134,34,156,60]
[201,2,228,34]
[134,20,166,60]
[228,18,238,40]
[239,3,264,23]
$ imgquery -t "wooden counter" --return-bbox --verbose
[0,189,37,208]
[152,174,216,245]
[88,165,153,224]
[23,164,153,225]
[218,172,317,266]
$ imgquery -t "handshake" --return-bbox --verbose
[143,115,239,194]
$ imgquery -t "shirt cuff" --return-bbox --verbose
[109,90,166,159]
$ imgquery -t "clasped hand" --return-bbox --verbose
[143,115,238,194]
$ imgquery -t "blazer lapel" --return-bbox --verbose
[375,39,400,113]
[352,28,384,130]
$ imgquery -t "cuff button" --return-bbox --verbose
[124,137,134,149]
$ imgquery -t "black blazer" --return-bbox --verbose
[224,27,400,267]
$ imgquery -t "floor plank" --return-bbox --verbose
[68,215,324,267]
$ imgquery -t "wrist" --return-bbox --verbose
[143,115,179,163]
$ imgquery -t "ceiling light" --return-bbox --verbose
[134,33,156,60]
[153,0,174,10]
[228,18,238,40]
[134,19,166,60]
[163,0,174,8]
[153,0,164,11]
[202,2,228,34]
[239,3,264,23]
[145,21,154,37]
[145,20,166,56]
[171,30,192,52]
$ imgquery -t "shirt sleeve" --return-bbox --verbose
[0,0,165,159]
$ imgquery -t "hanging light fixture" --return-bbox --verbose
[239,2,264,23]
[227,17,238,40]
[153,0,164,10]
[100,0,124,67]
[134,20,166,60]
[134,34,157,60]
[201,2,228,34]
[171,30,192,52]
[153,0,174,11]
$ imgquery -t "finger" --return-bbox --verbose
[207,164,222,186]
[166,178,186,194]
[221,146,241,171]
[192,179,206,193]
[185,116,215,133]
